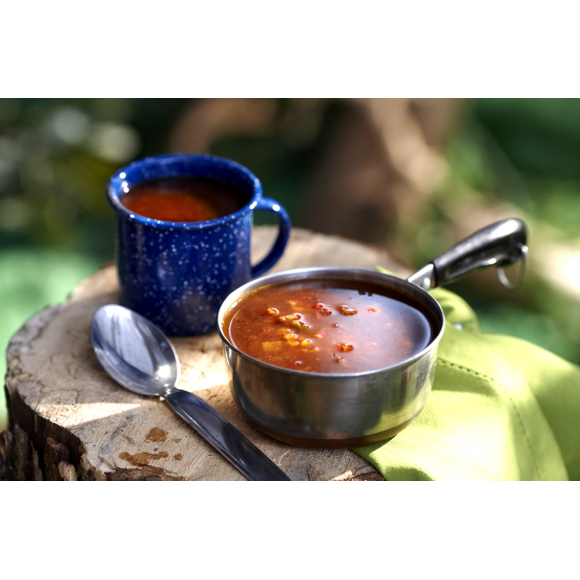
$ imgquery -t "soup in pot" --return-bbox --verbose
[222,278,435,374]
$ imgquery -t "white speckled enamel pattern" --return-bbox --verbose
[107,154,291,336]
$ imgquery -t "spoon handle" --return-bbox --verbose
[164,389,291,481]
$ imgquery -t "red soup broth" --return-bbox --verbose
[223,278,436,374]
[120,177,247,222]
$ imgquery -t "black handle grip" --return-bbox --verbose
[431,218,527,287]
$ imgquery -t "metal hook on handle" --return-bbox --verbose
[496,243,528,290]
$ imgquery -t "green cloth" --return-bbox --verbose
[353,283,580,481]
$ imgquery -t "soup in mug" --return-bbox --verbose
[222,278,435,374]
[121,177,247,222]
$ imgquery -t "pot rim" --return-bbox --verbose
[216,266,446,379]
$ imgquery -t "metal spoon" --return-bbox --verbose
[90,304,291,481]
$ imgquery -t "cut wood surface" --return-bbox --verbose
[1,227,406,481]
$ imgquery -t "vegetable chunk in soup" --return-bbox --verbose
[222,279,434,374]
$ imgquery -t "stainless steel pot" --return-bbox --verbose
[216,218,528,448]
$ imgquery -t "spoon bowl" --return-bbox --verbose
[91,304,291,481]
[92,305,179,396]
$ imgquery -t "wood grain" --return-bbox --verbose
[1,227,406,481]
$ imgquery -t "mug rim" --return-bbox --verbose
[106,153,263,230]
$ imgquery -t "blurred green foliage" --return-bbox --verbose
[2,98,580,432]
[417,98,580,364]
[0,98,194,430]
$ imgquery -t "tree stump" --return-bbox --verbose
[0,227,406,481]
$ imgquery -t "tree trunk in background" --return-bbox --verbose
[298,98,464,261]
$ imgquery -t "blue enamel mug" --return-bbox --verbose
[106,153,291,336]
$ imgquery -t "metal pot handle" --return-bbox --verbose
[407,218,528,291]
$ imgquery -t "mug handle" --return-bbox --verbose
[251,197,292,278]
